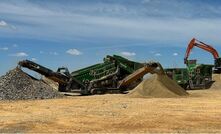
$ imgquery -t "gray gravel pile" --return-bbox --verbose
[0,68,63,100]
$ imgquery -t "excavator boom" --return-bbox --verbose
[184,38,221,73]
[184,38,219,63]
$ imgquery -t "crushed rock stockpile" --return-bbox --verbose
[211,74,221,90]
[128,74,188,98]
[0,68,63,100]
[42,76,59,90]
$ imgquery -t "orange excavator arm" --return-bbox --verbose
[184,38,220,64]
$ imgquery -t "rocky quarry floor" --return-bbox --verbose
[0,68,221,133]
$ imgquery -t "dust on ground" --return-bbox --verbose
[0,88,221,133]
[0,72,221,133]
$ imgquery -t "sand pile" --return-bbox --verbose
[128,74,188,98]
[0,68,63,100]
[210,74,221,90]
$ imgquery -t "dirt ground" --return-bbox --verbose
[1,89,221,133]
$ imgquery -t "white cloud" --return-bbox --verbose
[49,52,59,55]
[0,1,221,45]
[66,49,82,55]
[149,51,155,54]
[142,0,151,4]
[173,53,178,56]
[41,51,58,55]
[154,53,162,56]
[0,20,16,29]
[0,47,9,51]
[0,20,7,27]
[13,44,18,47]
[120,51,136,56]
[10,52,28,57]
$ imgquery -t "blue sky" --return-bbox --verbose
[0,0,221,75]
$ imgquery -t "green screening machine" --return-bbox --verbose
[165,60,213,89]
[18,55,162,95]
